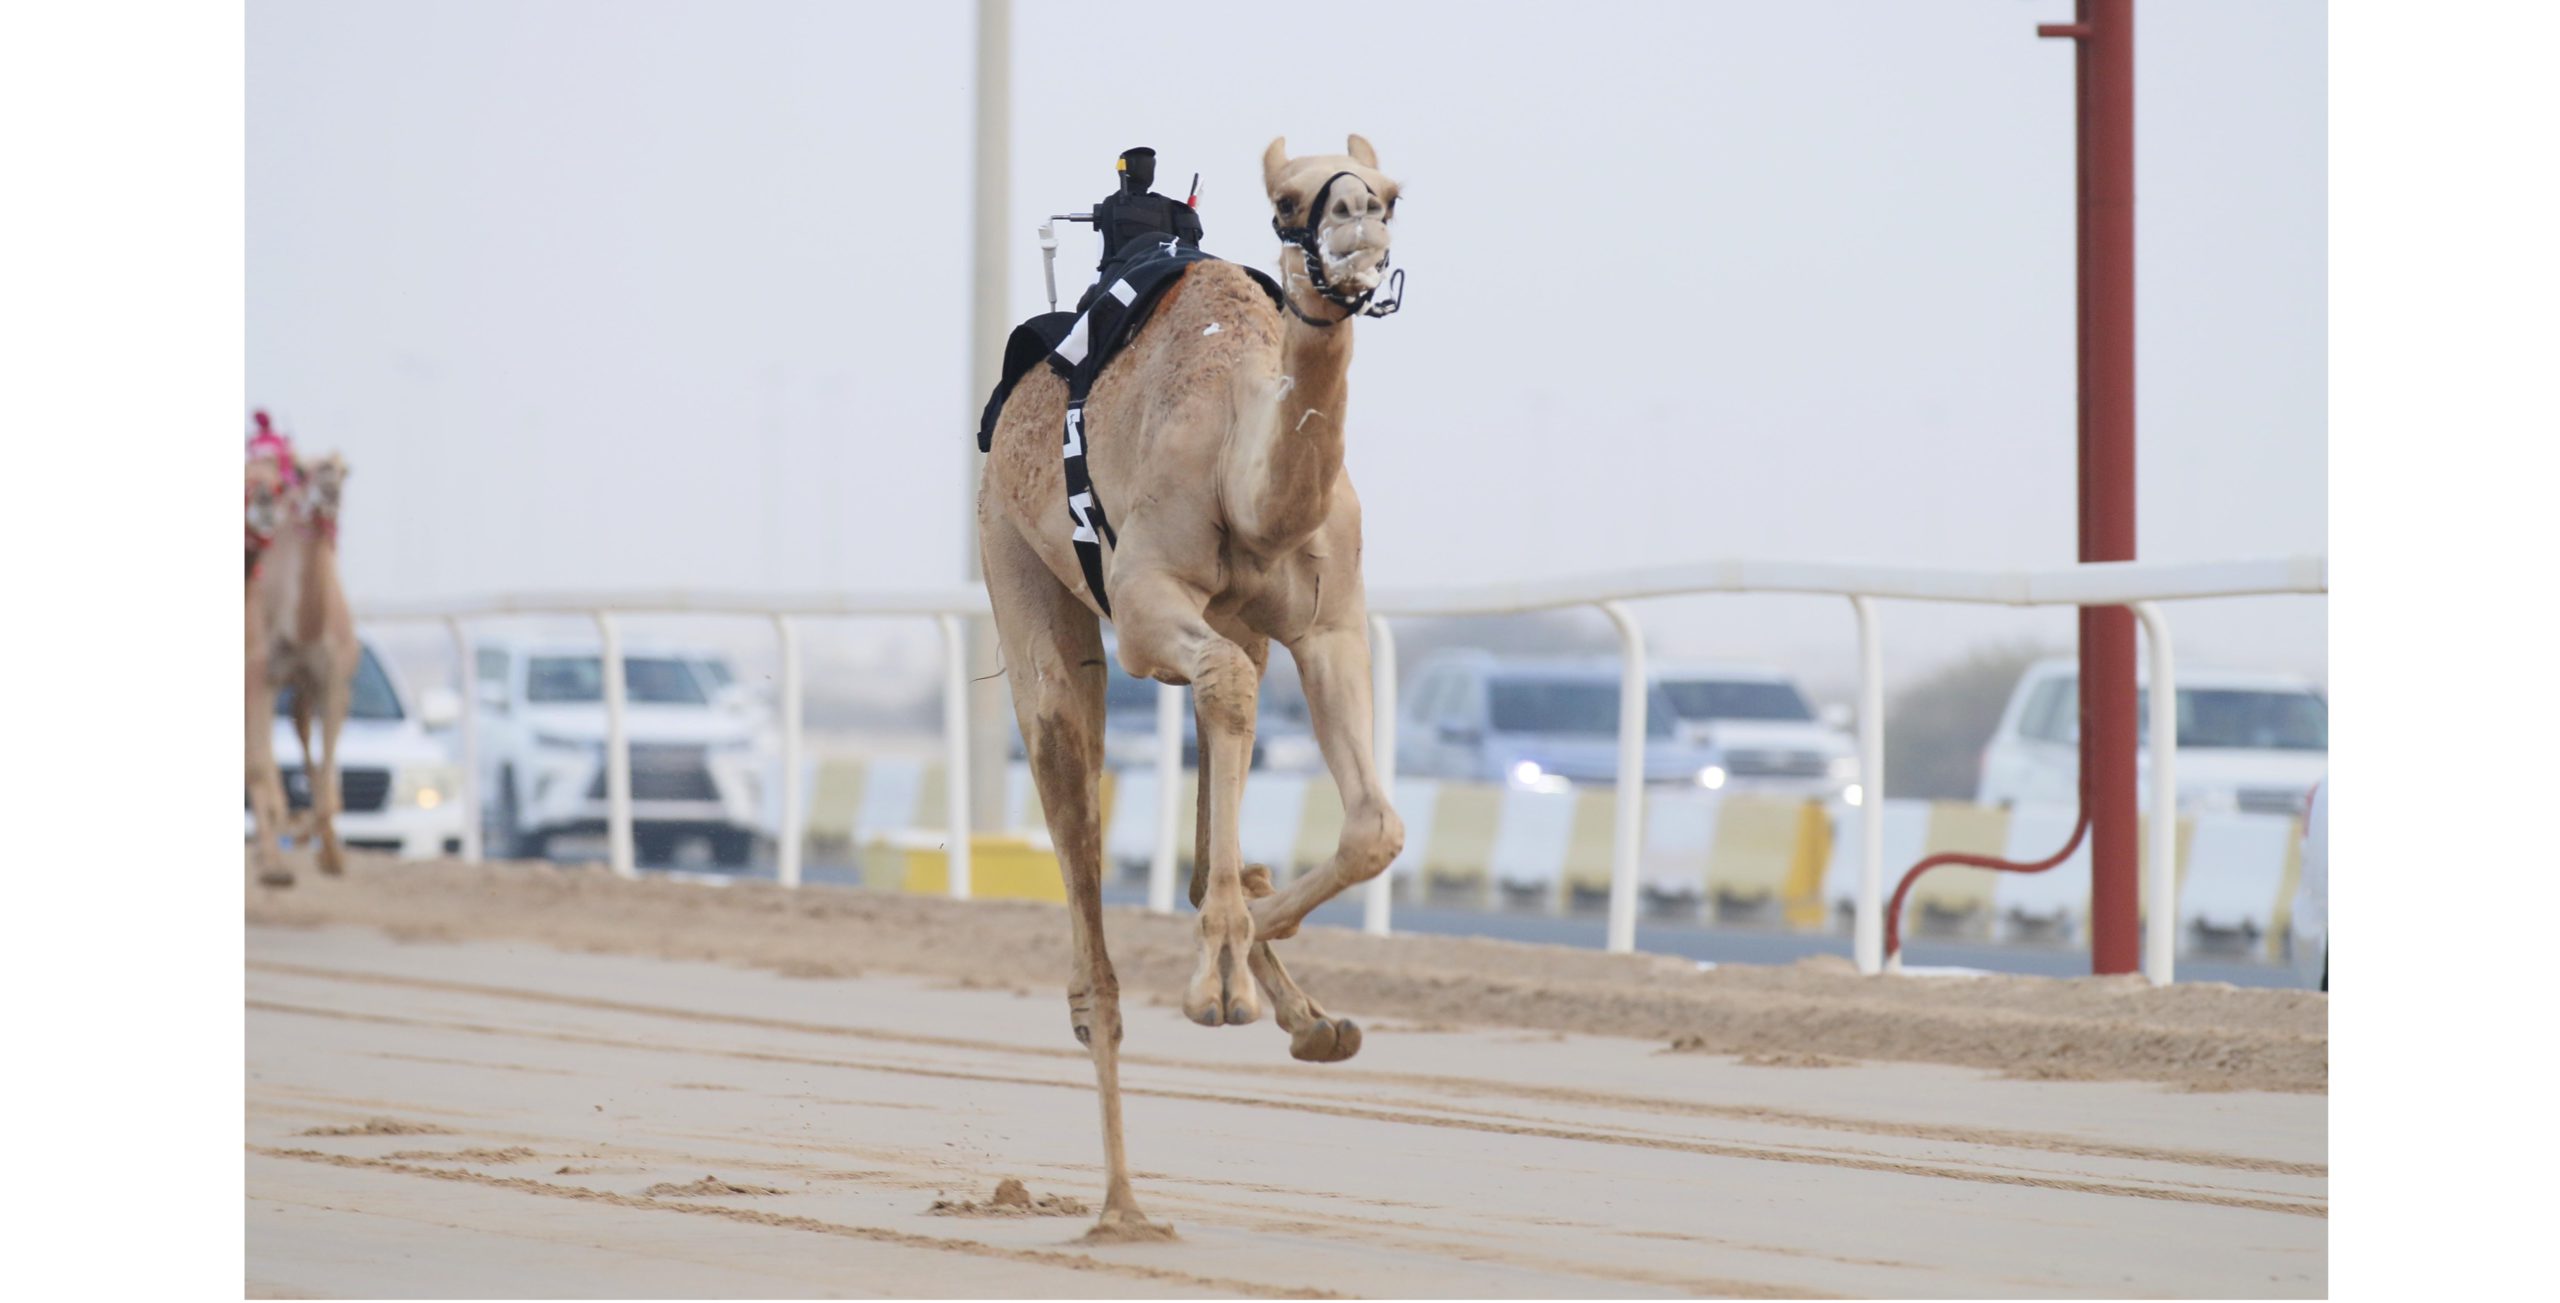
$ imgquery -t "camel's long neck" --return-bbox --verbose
[291,516,343,637]
[1230,304,1355,547]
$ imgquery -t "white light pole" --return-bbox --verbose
[961,0,1013,833]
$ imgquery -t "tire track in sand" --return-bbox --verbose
[249,1090,1844,1298]
[249,960,2322,1179]
[251,1147,1344,1300]
[247,996,2324,1219]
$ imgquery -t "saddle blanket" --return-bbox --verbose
[974,242,1284,616]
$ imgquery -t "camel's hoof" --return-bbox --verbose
[1080,1207,1177,1244]
[1289,1017,1364,1063]
[317,849,345,877]
[1182,933,1260,1027]
[257,868,296,889]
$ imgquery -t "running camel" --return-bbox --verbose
[246,453,358,887]
[979,135,1406,1239]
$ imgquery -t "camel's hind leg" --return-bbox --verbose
[983,522,1169,1240]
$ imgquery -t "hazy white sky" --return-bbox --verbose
[247,0,2325,696]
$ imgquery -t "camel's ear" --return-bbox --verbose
[1345,134,1378,168]
[1262,137,1290,194]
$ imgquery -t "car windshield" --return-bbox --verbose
[1490,679,1675,738]
[525,656,708,705]
[1659,679,1814,723]
[2024,677,2327,751]
[275,645,402,721]
[695,659,735,690]
[2157,688,2327,751]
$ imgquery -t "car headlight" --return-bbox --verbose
[535,732,601,753]
[1841,783,1864,807]
[394,765,462,811]
[1828,755,1860,780]
[1696,765,1727,790]
[1507,760,1569,794]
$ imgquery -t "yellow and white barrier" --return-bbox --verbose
[871,831,1065,902]
[1818,798,2302,948]
[808,759,2303,950]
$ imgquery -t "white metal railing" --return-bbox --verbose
[365,588,984,899]
[358,554,2325,986]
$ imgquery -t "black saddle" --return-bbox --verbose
[974,243,1283,452]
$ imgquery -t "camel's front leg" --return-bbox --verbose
[245,661,293,887]
[311,670,350,876]
[1116,580,1260,1028]
[1245,932,1365,1063]
[288,691,316,840]
[1181,667,1354,1059]
[1254,621,1405,941]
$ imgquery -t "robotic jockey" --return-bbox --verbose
[1077,146,1202,310]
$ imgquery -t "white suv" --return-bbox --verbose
[1977,656,2327,816]
[473,640,772,865]
[1652,662,1861,804]
[246,638,469,859]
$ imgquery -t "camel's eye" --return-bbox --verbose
[1275,195,1299,218]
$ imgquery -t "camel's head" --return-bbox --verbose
[1263,134,1401,317]
[302,453,348,520]
[245,457,286,541]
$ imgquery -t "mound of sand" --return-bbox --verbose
[297,1117,452,1137]
[643,1175,787,1198]
[385,1147,537,1163]
[248,854,2325,1093]
[929,1178,1090,1218]
[1730,1050,1854,1069]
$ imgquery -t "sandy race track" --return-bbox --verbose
[247,856,2325,1297]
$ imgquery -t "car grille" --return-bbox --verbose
[2238,787,2308,817]
[586,745,719,801]
[1724,749,1829,779]
[246,767,391,814]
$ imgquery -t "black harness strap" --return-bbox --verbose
[1054,272,1135,615]
[1060,395,1119,614]
[999,243,1285,618]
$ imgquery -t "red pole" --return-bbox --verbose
[2045,0,2140,974]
